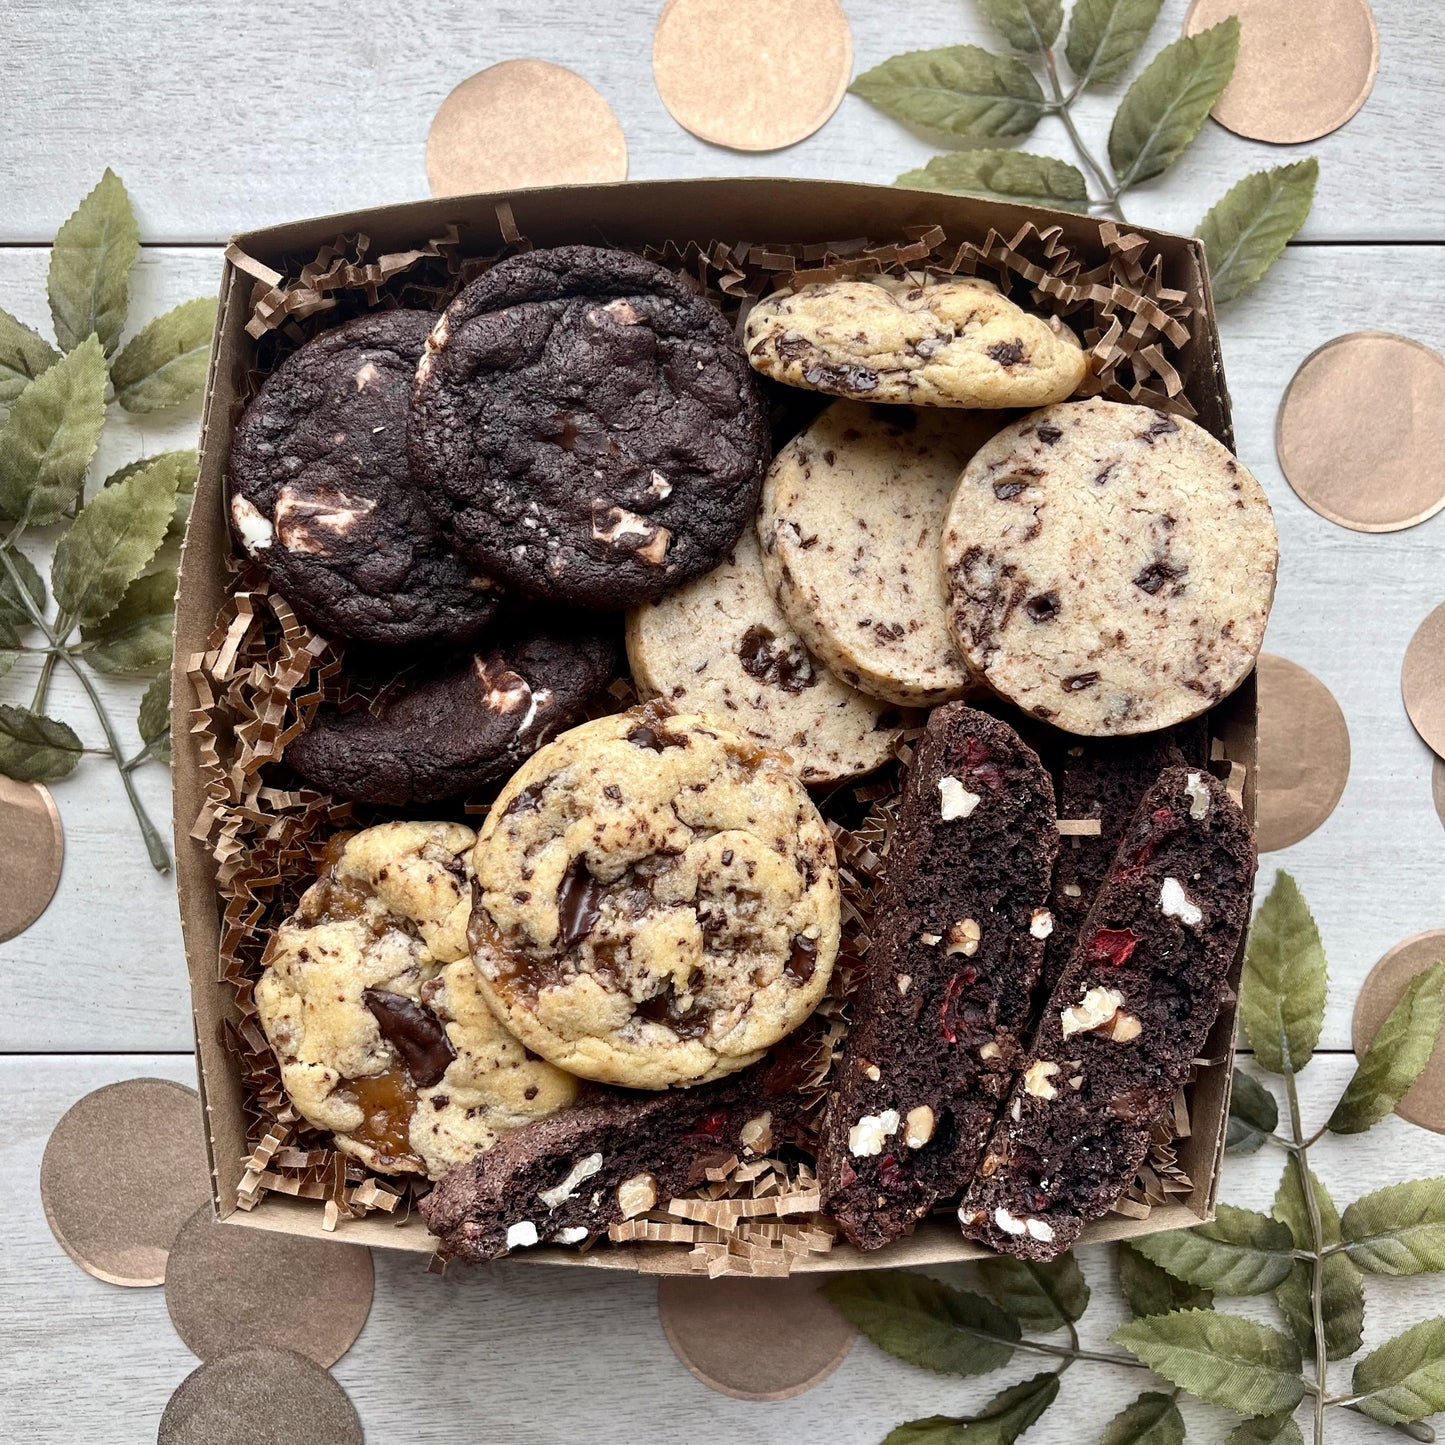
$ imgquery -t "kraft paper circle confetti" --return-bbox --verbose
[165,1205,373,1366]
[158,1348,363,1445]
[1402,603,1445,757]
[40,1078,211,1287]
[0,775,63,942]
[426,60,628,198]
[1276,332,1445,533]
[658,1276,854,1399]
[1353,931,1445,1133]
[652,0,853,152]
[1255,654,1351,853]
[1184,0,1379,144]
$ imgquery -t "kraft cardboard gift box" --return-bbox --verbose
[171,177,1255,1271]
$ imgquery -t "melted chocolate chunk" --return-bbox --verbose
[993,478,1027,500]
[803,362,878,394]
[635,985,712,1039]
[503,779,550,816]
[1025,591,1059,622]
[362,989,456,1088]
[987,339,1026,367]
[1063,671,1100,692]
[1132,559,1188,596]
[1140,416,1180,443]
[738,625,817,693]
[785,934,818,983]
[626,722,685,752]
[556,859,606,951]
[1036,425,1063,445]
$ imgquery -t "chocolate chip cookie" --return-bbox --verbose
[286,614,621,806]
[759,400,998,707]
[254,822,577,1178]
[941,400,1278,735]
[408,246,771,609]
[625,527,901,784]
[467,707,840,1090]
[229,311,500,647]
[744,276,1087,409]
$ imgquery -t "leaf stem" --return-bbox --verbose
[1285,1068,1329,1445]
[30,650,59,711]
[1041,48,1127,221]
[121,731,169,774]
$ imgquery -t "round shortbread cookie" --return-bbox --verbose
[759,400,999,706]
[743,275,1087,409]
[625,527,900,783]
[468,708,840,1090]
[941,400,1277,736]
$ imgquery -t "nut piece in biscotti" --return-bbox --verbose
[625,526,901,784]
[743,275,1087,409]
[253,822,578,1179]
[758,400,1002,707]
[467,707,840,1090]
[817,705,1058,1251]
[957,767,1255,1260]
[285,613,620,806]
[228,311,501,648]
[941,399,1278,736]
[407,245,770,610]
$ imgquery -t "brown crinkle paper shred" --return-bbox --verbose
[205,211,1198,1269]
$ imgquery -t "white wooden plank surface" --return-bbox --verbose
[0,0,1442,245]
[5,1054,1440,1444]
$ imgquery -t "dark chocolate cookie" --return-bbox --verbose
[229,311,501,647]
[284,615,620,805]
[407,246,770,609]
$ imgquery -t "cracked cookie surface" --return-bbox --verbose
[408,245,770,609]
[941,399,1278,736]
[467,708,840,1089]
[254,821,577,1179]
[229,311,500,647]
[743,275,1087,409]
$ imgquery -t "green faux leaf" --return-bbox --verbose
[977,0,1062,52]
[1065,0,1166,89]
[1272,1157,1364,1360]
[1112,1310,1305,1417]
[850,47,1048,140]
[1343,1178,1445,1276]
[1329,962,1445,1134]
[1117,1242,1213,1318]
[976,1253,1089,1331]
[824,1272,1019,1376]
[0,308,61,405]
[1097,1391,1184,1445]
[1108,20,1240,191]
[0,703,84,783]
[78,568,175,676]
[1226,1069,1280,1154]
[1199,160,1318,305]
[1239,871,1328,1074]
[883,1373,1059,1445]
[109,296,217,413]
[0,650,16,679]
[1226,1417,1304,1445]
[138,672,172,755]
[0,549,46,631]
[1352,1317,1445,1425]
[895,151,1088,211]
[1130,1204,1295,1295]
[50,457,178,628]
[0,335,108,526]
[48,168,139,357]
[105,448,200,541]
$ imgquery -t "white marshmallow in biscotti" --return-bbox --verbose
[759,401,1000,707]
[940,399,1277,736]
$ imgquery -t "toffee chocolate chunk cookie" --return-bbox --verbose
[942,399,1278,735]
[759,400,999,707]
[467,707,840,1090]
[817,705,1058,1251]
[286,616,620,806]
[408,245,770,609]
[958,768,1254,1260]
[743,276,1087,409]
[625,527,901,784]
[254,822,577,1179]
[229,311,500,647]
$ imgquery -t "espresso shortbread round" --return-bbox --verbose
[759,400,997,706]
[228,311,500,647]
[625,527,900,783]
[743,275,1087,409]
[408,245,770,609]
[941,399,1278,735]
[254,822,577,1178]
[467,708,841,1090]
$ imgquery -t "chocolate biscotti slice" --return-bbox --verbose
[958,766,1255,1260]
[817,704,1058,1251]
